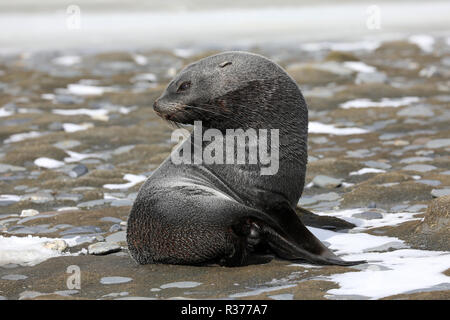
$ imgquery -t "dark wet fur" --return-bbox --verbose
[127,51,366,267]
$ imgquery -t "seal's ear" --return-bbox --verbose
[219,61,232,68]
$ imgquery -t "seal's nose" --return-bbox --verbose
[153,99,161,113]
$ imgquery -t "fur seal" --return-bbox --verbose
[127,51,365,267]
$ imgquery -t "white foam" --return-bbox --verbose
[52,55,81,66]
[66,84,114,96]
[313,208,421,231]
[408,34,435,53]
[131,73,157,82]
[132,54,148,65]
[160,281,202,289]
[340,97,419,109]
[0,194,21,202]
[326,249,450,299]
[64,150,105,163]
[62,123,93,133]
[0,107,14,117]
[4,131,48,143]
[301,41,380,52]
[349,168,386,175]
[343,61,376,73]
[0,235,78,267]
[103,174,146,190]
[308,227,450,299]
[34,157,65,169]
[309,122,368,135]
[53,108,109,121]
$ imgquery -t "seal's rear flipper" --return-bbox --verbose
[252,193,366,266]
[250,221,366,266]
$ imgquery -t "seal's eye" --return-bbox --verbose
[177,81,191,93]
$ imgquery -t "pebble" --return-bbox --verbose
[60,226,102,235]
[355,71,387,84]
[0,164,26,173]
[426,139,450,149]
[431,188,450,198]
[397,105,434,117]
[363,161,391,169]
[69,164,88,178]
[402,164,437,172]
[56,193,83,202]
[88,242,121,255]
[52,140,81,150]
[1,274,28,281]
[364,241,408,252]
[416,180,441,186]
[109,224,121,232]
[77,199,107,208]
[400,157,433,164]
[100,217,123,223]
[406,204,428,212]
[43,239,68,252]
[105,231,126,243]
[100,276,132,285]
[312,175,343,188]
[352,211,383,220]
[20,209,39,217]
[160,281,202,289]
[21,192,54,204]
[110,199,133,207]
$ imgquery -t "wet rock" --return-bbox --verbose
[286,62,354,85]
[109,224,121,232]
[416,180,441,186]
[88,242,121,255]
[352,211,383,220]
[414,195,450,250]
[77,199,107,208]
[1,274,28,281]
[426,139,450,149]
[43,239,68,252]
[47,122,64,131]
[397,105,434,118]
[20,209,39,217]
[60,226,102,236]
[400,157,433,164]
[105,231,126,244]
[56,193,83,202]
[100,276,132,285]
[307,158,362,179]
[364,241,408,252]
[355,71,387,84]
[52,140,81,150]
[100,217,123,224]
[312,175,342,188]
[363,161,391,170]
[406,204,428,212]
[402,164,437,172]
[21,192,55,204]
[431,189,450,198]
[69,164,88,178]
[110,199,133,207]
[342,181,432,208]
[0,164,26,173]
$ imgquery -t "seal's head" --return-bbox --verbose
[153,51,307,130]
